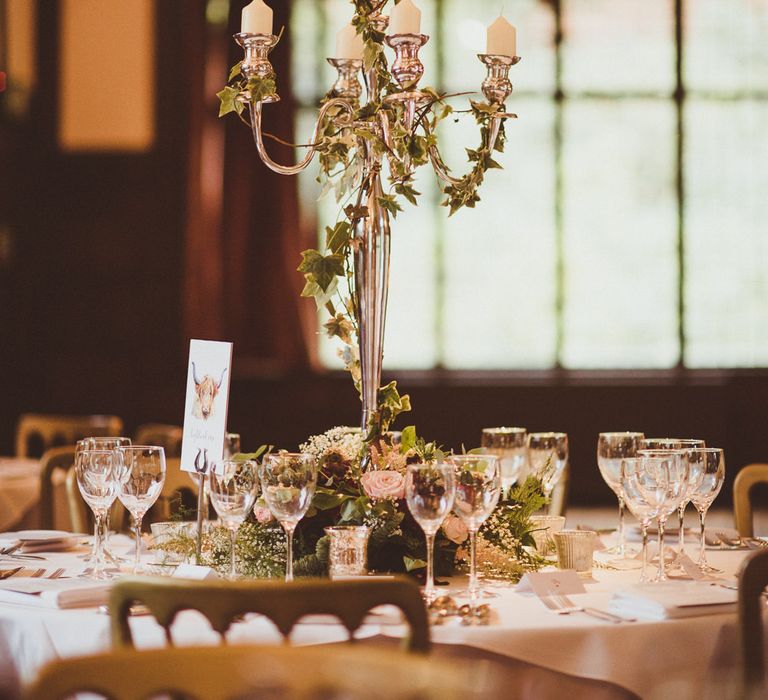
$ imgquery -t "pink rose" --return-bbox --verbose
[254,506,274,524]
[442,514,468,544]
[361,470,405,500]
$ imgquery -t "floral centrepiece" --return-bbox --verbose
[156,426,549,581]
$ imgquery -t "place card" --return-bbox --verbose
[180,339,234,475]
[172,564,219,580]
[516,570,586,597]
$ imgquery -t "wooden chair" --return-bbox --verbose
[16,413,123,458]
[110,577,430,653]
[38,446,76,529]
[738,548,768,696]
[133,423,183,458]
[734,464,768,538]
[25,644,471,700]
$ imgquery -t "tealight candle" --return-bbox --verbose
[487,15,517,57]
[241,0,273,35]
[389,0,421,35]
[336,23,364,60]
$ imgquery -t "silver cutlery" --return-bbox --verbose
[541,593,633,623]
[29,568,46,578]
[46,568,65,580]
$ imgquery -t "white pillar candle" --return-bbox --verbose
[487,15,517,57]
[336,23,364,60]
[389,0,421,35]
[241,0,273,35]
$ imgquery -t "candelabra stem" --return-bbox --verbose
[354,166,391,440]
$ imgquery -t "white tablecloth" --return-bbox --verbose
[0,537,759,700]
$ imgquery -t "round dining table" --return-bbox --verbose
[0,533,760,700]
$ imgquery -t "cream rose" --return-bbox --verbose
[441,513,469,544]
[361,469,405,500]
[253,505,274,524]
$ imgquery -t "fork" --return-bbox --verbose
[46,568,65,580]
[0,567,22,580]
[29,568,47,578]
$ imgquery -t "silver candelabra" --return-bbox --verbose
[234,10,519,440]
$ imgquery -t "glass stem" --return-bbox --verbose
[229,528,237,580]
[640,520,649,583]
[93,511,106,576]
[657,516,667,581]
[617,494,626,556]
[698,508,707,568]
[284,523,296,582]
[425,532,436,602]
[133,514,143,574]
[678,503,686,555]
[468,529,478,608]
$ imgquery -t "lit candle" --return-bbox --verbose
[241,0,273,35]
[486,15,517,57]
[389,0,421,35]
[336,23,364,60]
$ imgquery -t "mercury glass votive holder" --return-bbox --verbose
[553,530,597,578]
[325,526,370,578]
[529,515,566,556]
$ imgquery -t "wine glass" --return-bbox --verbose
[527,432,568,499]
[116,446,166,574]
[449,454,501,607]
[480,428,527,494]
[76,437,132,564]
[405,463,456,603]
[260,452,317,582]
[621,456,666,583]
[637,449,689,582]
[688,447,725,573]
[209,459,259,580]
[597,432,645,557]
[74,449,118,580]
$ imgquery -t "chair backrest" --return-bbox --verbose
[25,644,474,700]
[65,461,127,534]
[734,464,768,538]
[110,577,430,653]
[147,457,198,522]
[16,414,124,458]
[39,446,76,529]
[738,548,768,695]
[133,423,183,458]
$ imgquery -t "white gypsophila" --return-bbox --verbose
[300,426,364,464]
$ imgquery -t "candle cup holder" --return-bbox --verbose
[327,58,364,101]
[385,34,429,92]
[235,32,281,103]
[325,525,370,578]
[478,53,520,108]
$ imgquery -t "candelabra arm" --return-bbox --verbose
[248,98,355,176]
[427,142,463,186]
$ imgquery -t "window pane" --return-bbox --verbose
[684,100,768,367]
[291,0,321,105]
[562,99,678,368]
[685,0,768,95]
[442,0,555,95]
[441,99,557,368]
[562,0,675,95]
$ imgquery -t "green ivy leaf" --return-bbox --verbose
[404,556,427,572]
[325,221,352,254]
[377,194,403,219]
[216,86,241,117]
[399,425,417,453]
[227,61,242,82]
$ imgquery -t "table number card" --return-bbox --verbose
[180,339,233,475]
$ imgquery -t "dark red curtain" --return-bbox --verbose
[184,0,313,371]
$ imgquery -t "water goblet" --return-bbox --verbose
[449,454,501,608]
[621,456,666,583]
[688,447,725,574]
[260,452,317,582]
[637,449,689,582]
[480,428,527,494]
[527,432,568,499]
[76,437,132,564]
[208,459,259,580]
[405,463,456,603]
[597,432,645,557]
[74,449,118,580]
[116,446,166,574]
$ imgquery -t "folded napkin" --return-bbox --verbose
[609,583,736,621]
[0,577,111,609]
